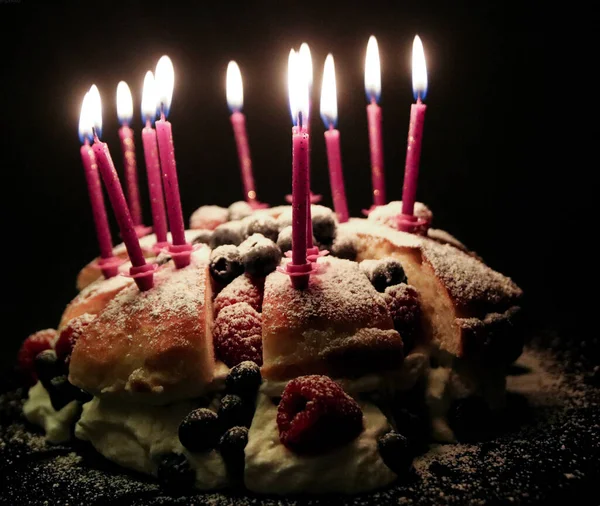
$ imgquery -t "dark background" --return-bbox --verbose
[0,2,578,370]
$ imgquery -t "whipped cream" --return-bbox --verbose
[23,382,80,444]
[244,392,397,495]
[75,396,228,490]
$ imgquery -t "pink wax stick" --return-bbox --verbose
[80,141,114,260]
[401,99,427,217]
[291,128,310,288]
[141,121,168,246]
[155,115,192,268]
[230,111,259,206]
[367,100,386,206]
[324,127,349,223]
[118,125,143,227]
[92,136,154,291]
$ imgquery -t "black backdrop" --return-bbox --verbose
[0,2,579,370]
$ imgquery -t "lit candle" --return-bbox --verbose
[116,81,146,235]
[320,54,349,223]
[140,71,169,248]
[78,92,120,279]
[154,55,192,268]
[398,36,428,233]
[286,49,311,289]
[88,85,156,291]
[365,36,386,207]
[226,61,263,208]
[299,43,318,254]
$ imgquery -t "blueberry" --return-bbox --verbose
[48,375,80,411]
[74,388,94,404]
[218,394,253,429]
[192,230,213,245]
[277,226,316,254]
[34,350,63,389]
[311,207,337,245]
[178,408,220,452]
[228,201,254,222]
[392,408,429,455]
[330,235,358,261]
[156,453,196,490]
[209,245,245,285]
[370,259,407,292]
[239,234,282,277]
[377,431,413,474]
[447,396,493,443]
[219,426,249,478]
[226,361,262,399]
[209,222,244,249]
[243,215,279,243]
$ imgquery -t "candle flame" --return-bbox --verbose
[78,92,93,144]
[141,71,158,123]
[365,35,381,103]
[299,42,313,91]
[155,55,175,118]
[226,61,243,113]
[116,81,133,125]
[412,35,428,100]
[288,48,309,127]
[88,84,103,139]
[320,54,337,128]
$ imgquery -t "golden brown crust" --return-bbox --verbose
[69,251,215,403]
[261,257,403,380]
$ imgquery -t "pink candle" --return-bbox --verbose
[320,54,349,223]
[155,55,192,269]
[324,127,349,223]
[400,36,428,228]
[365,36,386,206]
[78,92,120,279]
[230,111,258,204]
[142,120,168,245]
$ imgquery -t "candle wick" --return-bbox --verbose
[298,111,303,130]
[92,127,99,143]
[328,123,334,132]
[145,118,152,129]
[371,96,377,106]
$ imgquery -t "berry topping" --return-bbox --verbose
[226,361,262,399]
[48,375,80,411]
[213,274,264,317]
[277,226,316,254]
[239,234,282,278]
[209,221,244,248]
[191,229,213,245]
[447,396,493,443]
[377,431,413,474]
[242,214,279,243]
[213,302,263,367]
[209,245,245,285]
[218,394,253,429]
[156,453,196,490]
[178,407,221,452]
[17,329,57,385]
[34,350,64,390]
[330,234,358,261]
[361,258,408,292]
[219,426,249,478]
[228,200,254,222]
[277,375,363,454]
[189,205,229,231]
[383,284,422,353]
[311,206,337,245]
[55,313,96,364]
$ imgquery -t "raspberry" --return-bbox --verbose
[55,313,96,364]
[277,375,363,454]
[17,329,57,385]
[383,284,421,353]
[213,275,264,317]
[213,302,262,367]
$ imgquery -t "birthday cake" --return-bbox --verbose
[7,200,528,497]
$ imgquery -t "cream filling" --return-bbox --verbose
[244,392,397,495]
[75,396,228,490]
[23,382,80,444]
